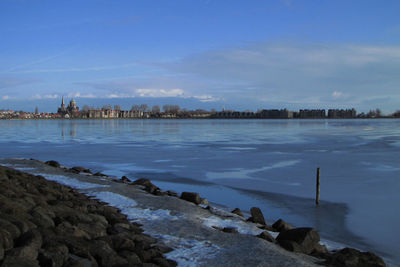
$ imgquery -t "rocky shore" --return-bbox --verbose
[0,159,388,266]
[0,165,176,266]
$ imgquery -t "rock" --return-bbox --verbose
[131,178,153,187]
[180,192,201,205]
[1,256,40,267]
[120,176,131,183]
[222,227,238,233]
[7,246,39,261]
[0,243,4,261]
[119,250,142,265]
[326,248,386,267]
[70,166,92,174]
[152,257,178,267]
[8,229,43,260]
[30,206,55,228]
[94,172,107,177]
[90,240,128,266]
[45,161,60,168]
[166,190,178,197]
[132,178,161,195]
[38,244,69,267]
[249,207,266,225]
[15,229,43,250]
[311,243,329,259]
[257,231,275,242]
[0,229,15,250]
[272,219,294,232]
[77,222,107,239]
[257,224,276,232]
[231,208,243,217]
[111,235,136,252]
[276,227,320,254]
[200,198,209,205]
[0,219,21,241]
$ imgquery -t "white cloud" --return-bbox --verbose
[135,88,185,97]
[159,42,400,111]
[67,92,98,98]
[31,94,59,99]
[2,95,10,100]
[193,95,220,102]
[332,91,343,99]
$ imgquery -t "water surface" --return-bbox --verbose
[0,119,399,263]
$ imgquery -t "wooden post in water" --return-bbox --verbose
[316,167,320,205]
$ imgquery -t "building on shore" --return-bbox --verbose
[82,108,144,119]
[57,96,79,118]
[328,109,356,118]
[257,109,293,119]
[295,109,326,119]
[212,111,255,118]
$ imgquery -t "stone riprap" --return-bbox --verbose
[0,165,176,267]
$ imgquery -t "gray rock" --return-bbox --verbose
[249,207,266,225]
[231,208,243,217]
[45,161,60,168]
[120,176,131,183]
[257,231,275,242]
[272,219,294,232]
[222,227,238,233]
[200,198,209,205]
[326,247,386,267]
[276,227,320,254]
[70,166,92,174]
[180,192,201,205]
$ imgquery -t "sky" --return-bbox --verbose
[0,0,400,113]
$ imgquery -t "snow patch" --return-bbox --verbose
[88,191,137,208]
[88,191,180,222]
[152,234,220,267]
[202,216,265,235]
[36,173,109,189]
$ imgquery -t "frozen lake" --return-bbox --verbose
[0,118,399,264]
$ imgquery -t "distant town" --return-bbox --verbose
[1,97,399,119]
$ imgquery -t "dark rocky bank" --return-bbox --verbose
[0,165,177,267]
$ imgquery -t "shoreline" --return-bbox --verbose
[0,158,389,266]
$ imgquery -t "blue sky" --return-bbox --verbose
[1,0,399,113]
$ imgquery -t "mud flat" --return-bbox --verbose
[0,158,387,267]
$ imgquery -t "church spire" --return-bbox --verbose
[61,96,65,106]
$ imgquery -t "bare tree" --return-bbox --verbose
[82,105,90,112]
[139,104,148,112]
[114,105,121,111]
[152,105,160,113]
[163,104,170,113]
[170,105,180,114]
[131,105,140,111]
[102,105,112,110]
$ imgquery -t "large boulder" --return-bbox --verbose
[272,219,294,232]
[257,231,275,243]
[326,248,386,267]
[248,207,266,225]
[231,208,243,217]
[276,227,320,254]
[70,166,92,174]
[120,176,131,183]
[131,178,161,195]
[180,192,201,205]
[45,161,60,168]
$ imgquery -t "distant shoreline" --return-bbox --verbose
[1,117,399,120]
